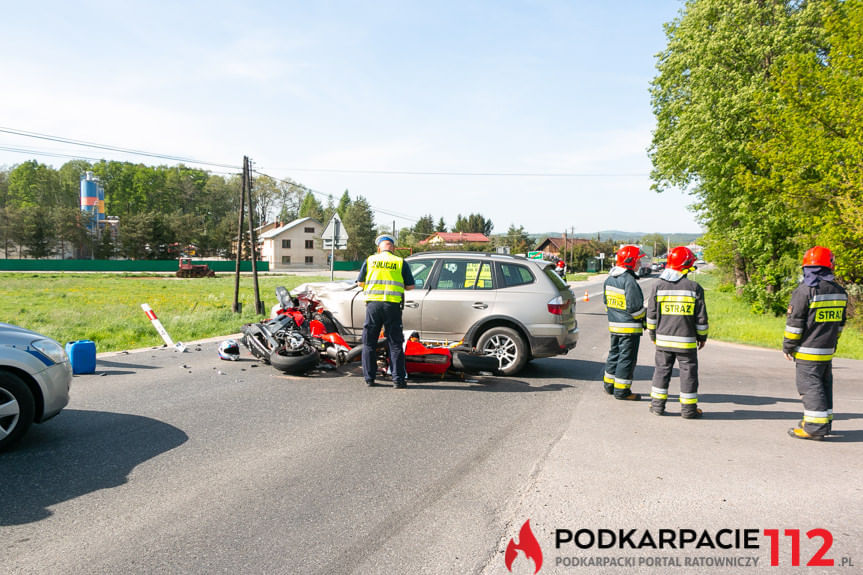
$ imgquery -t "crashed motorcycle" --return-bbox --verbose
[241,285,499,377]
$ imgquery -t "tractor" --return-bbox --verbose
[176,257,215,278]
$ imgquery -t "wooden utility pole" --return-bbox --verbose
[246,157,263,314]
[232,158,247,313]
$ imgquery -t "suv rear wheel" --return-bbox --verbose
[477,327,527,376]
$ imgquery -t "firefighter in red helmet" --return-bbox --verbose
[784,246,847,440]
[646,246,709,418]
[602,245,646,400]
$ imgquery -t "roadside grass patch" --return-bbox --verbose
[696,271,862,360]
[0,273,331,352]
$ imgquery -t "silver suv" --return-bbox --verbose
[296,252,579,375]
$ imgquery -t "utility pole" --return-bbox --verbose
[246,157,263,315]
[232,158,247,314]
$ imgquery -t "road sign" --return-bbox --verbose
[321,214,348,242]
[527,251,543,259]
[323,239,348,250]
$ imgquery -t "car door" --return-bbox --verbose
[401,258,436,334]
[419,258,496,342]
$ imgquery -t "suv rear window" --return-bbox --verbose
[436,260,493,290]
[500,263,535,287]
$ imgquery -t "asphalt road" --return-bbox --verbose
[2,274,861,575]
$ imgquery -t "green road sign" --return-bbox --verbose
[527,251,543,259]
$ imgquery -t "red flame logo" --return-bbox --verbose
[505,519,543,573]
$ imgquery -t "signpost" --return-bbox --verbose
[321,214,349,280]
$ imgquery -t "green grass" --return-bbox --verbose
[695,271,863,360]
[0,273,333,352]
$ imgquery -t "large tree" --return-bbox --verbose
[343,195,376,260]
[746,0,863,283]
[650,0,825,312]
[453,213,493,236]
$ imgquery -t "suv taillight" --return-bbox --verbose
[547,295,569,315]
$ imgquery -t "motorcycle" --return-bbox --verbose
[241,286,499,378]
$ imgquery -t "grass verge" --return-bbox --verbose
[696,271,862,360]
[0,273,334,353]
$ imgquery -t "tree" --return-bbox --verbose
[505,224,533,254]
[298,191,324,221]
[746,0,863,283]
[53,206,89,259]
[453,213,493,235]
[343,195,376,260]
[337,190,352,219]
[413,214,435,238]
[649,0,824,312]
[436,217,447,232]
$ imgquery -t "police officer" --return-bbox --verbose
[783,246,847,440]
[646,246,708,418]
[602,245,646,400]
[356,234,415,388]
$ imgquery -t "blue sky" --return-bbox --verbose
[0,0,699,235]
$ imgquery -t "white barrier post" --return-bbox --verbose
[141,303,186,352]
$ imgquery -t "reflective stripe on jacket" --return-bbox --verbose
[603,266,645,335]
[783,280,847,362]
[364,251,406,303]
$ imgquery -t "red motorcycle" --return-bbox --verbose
[246,286,498,377]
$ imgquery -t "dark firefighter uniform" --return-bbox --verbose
[646,269,708,417]
[783,271,847,438]
[603,266,645,399]
[357,249,415,387]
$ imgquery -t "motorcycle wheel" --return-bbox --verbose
[269,345,319,374]
[450,351,499,374]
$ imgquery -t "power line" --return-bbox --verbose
[270,166,650,177]
[0,126,241,171]
[253,169,420,224]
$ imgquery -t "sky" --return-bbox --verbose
[0,0,699,236]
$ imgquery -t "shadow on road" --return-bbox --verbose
[0,410,188,526]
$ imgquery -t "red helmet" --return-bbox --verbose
[802,246,834,269]
[667,246,696,271]
[616,245,644,270]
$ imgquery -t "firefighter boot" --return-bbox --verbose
[615,391,641,401]
[649,399,666,416]
[681,405,703,419]
[787,427,824,441]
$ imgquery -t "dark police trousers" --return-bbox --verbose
[605,333,641,398]
[651,349,699,415]
[362,301,407,385]
[796,360,833,436]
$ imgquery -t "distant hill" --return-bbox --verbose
[526,230,703,244]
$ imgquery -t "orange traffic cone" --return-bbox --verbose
[583,290,589,302]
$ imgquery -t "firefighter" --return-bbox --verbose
[646,246,708,418]
[356,234,415,388]
[783,246,847,441]
[603,245,647,400]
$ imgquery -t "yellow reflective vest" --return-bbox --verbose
[364,251,406,303]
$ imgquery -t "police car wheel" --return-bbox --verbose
[476,327,527,376]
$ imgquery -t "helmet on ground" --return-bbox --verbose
[802,246,834,269]
[218,339,240,361]
[667,246,697,271]
[616,245,645,270]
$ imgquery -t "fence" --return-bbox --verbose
[0,259,269,272]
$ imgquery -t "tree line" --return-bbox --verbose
[650,0,863,313]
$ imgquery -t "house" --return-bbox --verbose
[258,217,327,270]
[534,236,590,258]
[419,232,491,247]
